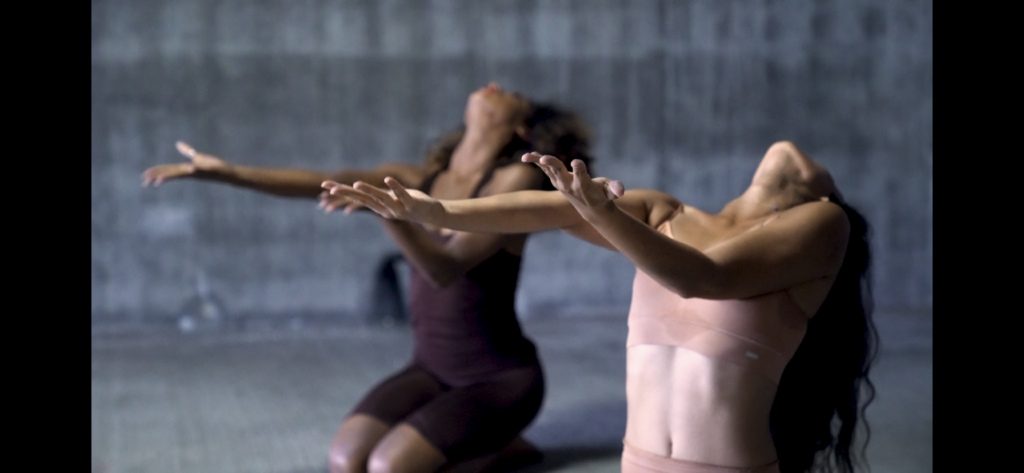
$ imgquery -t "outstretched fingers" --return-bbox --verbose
[540,155,568,172]
[521,152,545,166]
[141,163,194,187]
[607,179,625,198]
[334,181,407,218]
[569,159,591,188]
[320,182,387,216]
[592,178,626,200]
[522,152,555,183]
[526,153,576,190]
[320,197,365,215]
[141,169,159,187]
[352,181,396,203]
[318,190,348,212]
[319,181,344,210]
[175,141,198,160]
[522,153,624,202]
[383,177,416,210]
[342,202,366,214]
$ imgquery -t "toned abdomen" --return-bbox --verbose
[625,344,781,467]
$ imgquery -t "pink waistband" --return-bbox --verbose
[621,441,780,473]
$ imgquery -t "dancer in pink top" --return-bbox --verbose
[322,141,878,473]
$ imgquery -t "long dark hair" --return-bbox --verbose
[424,102,593,190]
[770,197,879,473]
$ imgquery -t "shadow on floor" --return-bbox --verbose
[279,446,624,473]
[506,399,627,471]
[279,400,629,473]
[500,445,622,473]
[282,467,328,473]
[524,399,627,448]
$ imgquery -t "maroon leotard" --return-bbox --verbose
[409,162,540,385]
[349,161,545,461]
[408,239,539,386]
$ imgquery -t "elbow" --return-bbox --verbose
[663,278,705,300]
[671,285,709,300]
[672,285,728,301]
[667,272,733,301]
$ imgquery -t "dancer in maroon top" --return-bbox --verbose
[143,83,593,473]
[406,166,540,386]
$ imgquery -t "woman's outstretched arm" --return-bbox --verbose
[322,180,585,234]
[529,154,851,300]
[142,141,430,198]
[360,163,550,287]
[322,153,679,250]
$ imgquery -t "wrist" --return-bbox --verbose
[218,162,239,179]
[193,162,235,181]
[433,201,452,227]
[580,199,619,225]
[378,217,408,230]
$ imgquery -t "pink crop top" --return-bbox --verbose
[626,216,810,385]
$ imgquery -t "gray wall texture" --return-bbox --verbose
[91,0,932,325]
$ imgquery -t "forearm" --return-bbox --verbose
[437,190,584,234]
[196,165,338,198]
[584,202,721,298]
[379,220,464,287]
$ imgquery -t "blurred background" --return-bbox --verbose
[91,1,931,472]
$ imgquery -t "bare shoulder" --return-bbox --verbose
[781,200,850,237]
[480,162,546,195]
[764,200,851,273]
[616,189,682,227]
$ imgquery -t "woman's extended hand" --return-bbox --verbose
[317,190,364,213]
[321,177,445,223]
[521,152,624,219]
[141,141,231,186]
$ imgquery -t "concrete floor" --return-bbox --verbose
[91,313,931,473]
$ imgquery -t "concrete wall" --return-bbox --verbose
[91,0,932,326]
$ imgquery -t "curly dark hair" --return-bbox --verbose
[423,102,594,191]
[770,196,880,473]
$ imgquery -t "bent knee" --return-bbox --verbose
[365,423,446,473]
[366,446,444,473]
[329,450,365,473]
[366,452,402,473]
[330,414,392,473]
[330,439,373,473]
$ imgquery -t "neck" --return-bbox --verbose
[718,145,837,221]
[720,186,780,222]
[721,179,810,222]
[449,125,515,172]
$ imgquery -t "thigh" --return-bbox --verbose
[406,364,545,463]
[332,364,446,473]
[349,363,447,425]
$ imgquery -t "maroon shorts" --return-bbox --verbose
[350,362,544,462]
